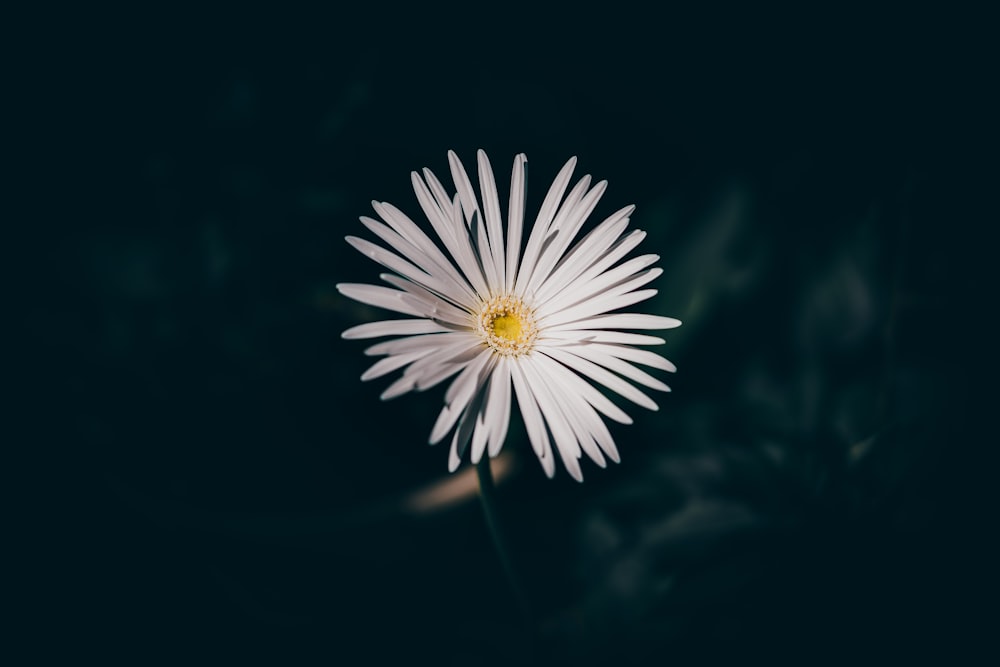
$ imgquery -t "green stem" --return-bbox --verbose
[476,458,535,633]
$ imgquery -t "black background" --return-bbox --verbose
[18,4,995,665]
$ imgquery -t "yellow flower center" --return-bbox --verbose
[491,314,522,341]
[478,295,537,356]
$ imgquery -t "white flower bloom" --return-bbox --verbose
[338,150,680,481]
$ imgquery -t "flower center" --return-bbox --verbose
[477,295,537,356]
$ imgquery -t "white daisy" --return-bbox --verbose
[338,150,680,481]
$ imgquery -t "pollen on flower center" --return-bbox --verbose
[477,295,537,356]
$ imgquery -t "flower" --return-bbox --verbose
[338,150,680,481]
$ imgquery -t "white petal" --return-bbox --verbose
[369,203,479,309]
[420,167,487,281]
[365,332,478,357]
[514,156,577,295]
[447,194,492,299]
[444,348,496,405]
[533,212,631,305]
[565,229,648,294]
[410,170,491,300]
[448,156,499,295]
[430,402,463,446]
[505,154,527,294]
[381,373,417,400]
[448,150,481,229]
[378,274,474,328]
[541,266,662,321]
[520,358,584,481]
[486,357,512,458]
[342,319,451,340]
[549,175,592,232]
[404,340,483,390]
[360,351,429,381]
[525,179,607,296]
[581,343,677,372]
[345,236,466,306]
[555,344,671,392]
[470,395,491,464]
[359,215,436,275]
[410,170,457,246]
[520,174,592,293]
[540,370,621,463]
[360,210,471,307]
[542,330,667,346]
[510,358,557,478]
[414,362,466,393]
[531,348,633,426]
[448,382,488,471]
[541,255,660,314]
[540,347,660,411]
[448,433,462,472]
[469,208,500,291]
[539,289,659,329]
[396,347,476,394]
[420,167,457,221]
[345,234,431,280]
[551,313,682,331]
[337,283,424,317]
[477,149,506,289]
[371,201,458,276]
[430,350,496,444]
[535,362,607,467]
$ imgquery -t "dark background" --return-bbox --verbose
[19,4,994,665]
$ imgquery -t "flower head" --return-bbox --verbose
[338,150,680,481]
